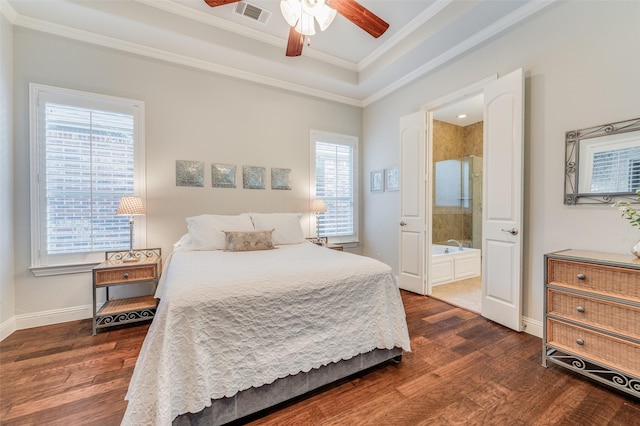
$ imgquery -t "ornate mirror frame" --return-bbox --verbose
[564,117,640,205]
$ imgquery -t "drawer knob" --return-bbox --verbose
[576,338,585,345]
[576,306,585,313]
[576,273,586,280]
[123,273,129,279]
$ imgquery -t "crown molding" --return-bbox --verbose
[363,0,555,106]
[12,13,363,107]
[7,0,555,108]
[134,0,358,72]
[0,0,17,22]
[358,0,453,72]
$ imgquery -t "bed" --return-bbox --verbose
[122,213,411,426]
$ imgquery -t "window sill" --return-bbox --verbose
[30,262,101,277]
[328,240,359,248]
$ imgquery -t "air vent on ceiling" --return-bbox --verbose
[234,2,272,25]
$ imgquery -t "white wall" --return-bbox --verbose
[0,9,15,339]
[362,1,640,332]
[10,28,362,328]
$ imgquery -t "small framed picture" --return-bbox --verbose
[370,170,384,192]
[385,166,399,191]
[242,166,266,190]
[212,163,237,188]
[271,168,292,190]
[176,160,204,187]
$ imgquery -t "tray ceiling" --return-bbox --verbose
[4,0,554,106]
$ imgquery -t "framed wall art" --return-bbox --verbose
[271,168,292,190]
[176,160,204,187]
[370,170,384,192]
[385,166,399,191]
[212,164,237,188]
[242,166,266,189]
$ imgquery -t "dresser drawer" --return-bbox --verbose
[547,258,640,302]
[547,318,640,377]
[547,289,640,340]
[95,265,158,286]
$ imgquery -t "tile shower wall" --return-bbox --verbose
[432,120,483,247]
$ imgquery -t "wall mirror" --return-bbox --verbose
[565,117,640,204]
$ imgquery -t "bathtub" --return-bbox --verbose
[431,244,481,286]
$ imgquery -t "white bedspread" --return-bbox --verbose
[122,242,410,426]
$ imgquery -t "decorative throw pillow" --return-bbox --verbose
[186,214,254,250]
[248,213,305,245]
[223,229,275,252]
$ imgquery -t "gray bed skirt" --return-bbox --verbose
[173,347,403,426]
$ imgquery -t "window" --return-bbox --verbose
[579,132,640,194]
[590,146,640,193]
[29,84,145,275]
[311,130,358,243]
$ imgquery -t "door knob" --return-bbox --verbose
[501,227,518,236]
[399,221,407,227]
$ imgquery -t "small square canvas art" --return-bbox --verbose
[176,160,204,187]
[212,164,237,188]
[271,168,292,190]
[243,166,266,189]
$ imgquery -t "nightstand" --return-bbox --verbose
[92,248,162,335]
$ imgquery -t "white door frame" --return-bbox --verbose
[412,70,524,332]
[421,75,497,296]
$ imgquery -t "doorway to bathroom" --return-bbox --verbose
[430,95,484,313]
[398,68,525,331]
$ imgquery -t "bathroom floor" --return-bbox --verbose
[430,276,481,313]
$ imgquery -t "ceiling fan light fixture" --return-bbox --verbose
[280,0,300,27]
[314,3,336,31]
[296,12,316,36]
[280,0,335,36]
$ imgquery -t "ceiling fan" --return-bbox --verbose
[203,0,389,57]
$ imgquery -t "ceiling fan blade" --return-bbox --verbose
[286,26,304,57]
[329,0,389,38]
[203,0,242,7]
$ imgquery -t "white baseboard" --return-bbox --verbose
[0,304,94,341]
[522,316,543,338]
[0,316,17,341]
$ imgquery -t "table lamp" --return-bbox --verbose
[311,198,326,239]
[117,196,146,262]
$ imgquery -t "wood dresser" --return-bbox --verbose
[543,249,640,398]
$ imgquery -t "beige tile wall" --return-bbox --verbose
[432,120,483,246]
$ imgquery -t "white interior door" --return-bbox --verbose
[397,111,427,294]
[481,68,524,331]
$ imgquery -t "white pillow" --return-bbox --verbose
[186,214,254,250]
[173,233,193,251]
[249,213,305,245]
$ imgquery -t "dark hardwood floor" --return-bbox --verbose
[1,291,639,425]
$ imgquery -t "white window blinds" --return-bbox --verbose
[30,84,145,273]
[590,146,640,193]
[44,104,135,254]
[312,131,358,242]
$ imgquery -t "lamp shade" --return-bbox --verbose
[311,198,327,213]
[117,196,146,216]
